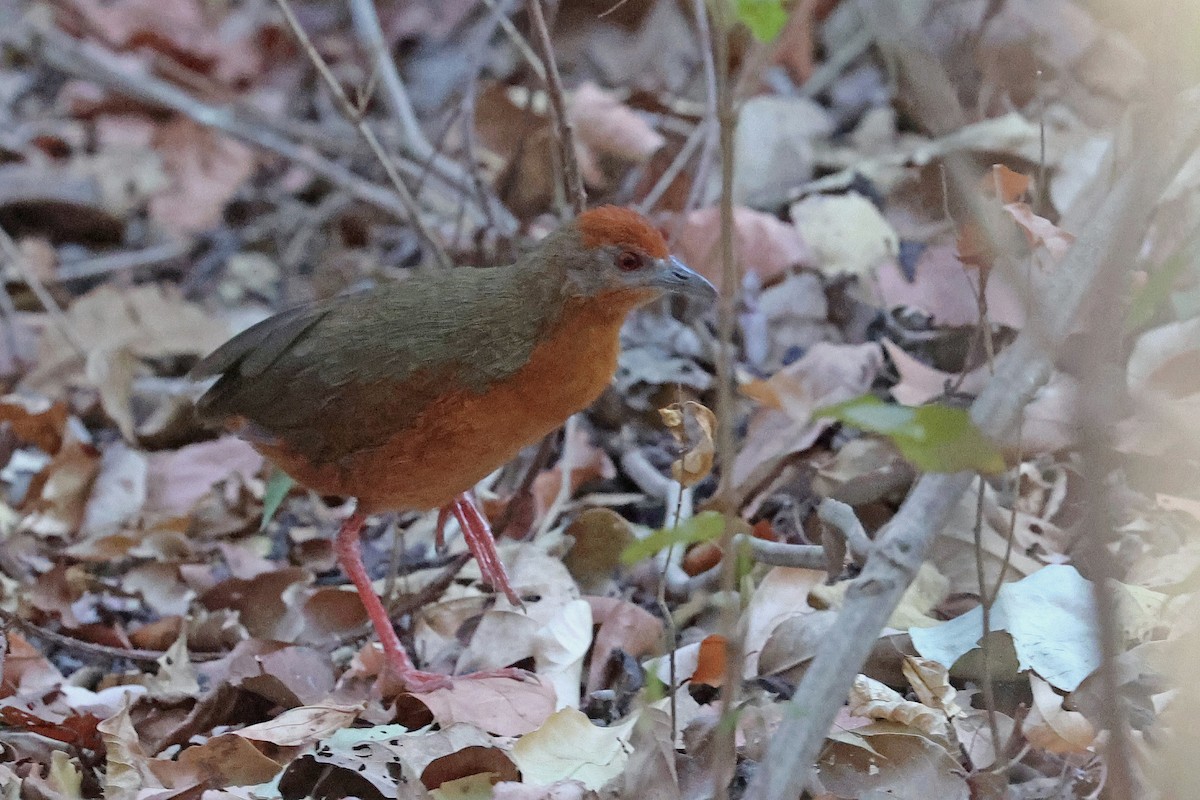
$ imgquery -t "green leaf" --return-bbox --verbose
[260,468,295,531]
[816,395,1005,474]
[732,0,788,42]
[620,511,726,565]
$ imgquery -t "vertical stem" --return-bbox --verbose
[525,0,587,214]
[710,1,743,798]
[972,479,1002,752]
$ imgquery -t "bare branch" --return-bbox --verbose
[817,498,873,562]
[0,224,85,358]
[746,98,1200,800]
[272,0,451,268]
[524,0,587,214]
[16,24,477,243]
[346,0,515,235]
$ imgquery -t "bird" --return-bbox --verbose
[190,206,716,692]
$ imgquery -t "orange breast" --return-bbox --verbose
[258,293,645,512]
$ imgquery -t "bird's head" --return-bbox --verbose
[550,206,716,306]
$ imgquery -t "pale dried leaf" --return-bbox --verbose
[1022,675,1095,754]
[236,703,363,746]
[902,656,962,718]
[848,674,948,735]
[791,192,898,277]
[569,82,665,163]
[408,676,557,738]
[671,206,809,290]
[511,708,635,790]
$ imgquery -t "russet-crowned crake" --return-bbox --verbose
[191,206,716,691]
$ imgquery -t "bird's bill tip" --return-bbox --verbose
[651,256,717,302]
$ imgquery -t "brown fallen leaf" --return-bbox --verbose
[149,118,256,235]
[0,395,69,454]
[236,702,364,747]
[569,82,665,170]
[585,596,662,694]
[733,342,884,492]
[1021,674,1095,754]
[659,400,716,487]
[144,437,263,517]
[21,433,100,539]
[670,206,809,291]
[160,733,283,789]
[400,675,557,738]
[23,283,229,396]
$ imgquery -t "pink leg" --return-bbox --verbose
[448,493,522,606]
[334,511,451,692]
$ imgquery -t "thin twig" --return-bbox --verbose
[480,0,545,81]
[0,609,223,664]
[535,414,578,538]
[972,479,1002,750]
[636,120,708,214]
[55,241,190,283]
[524,0,587,214]
[346,0,512,235]
[346,0,432,164]
[17,24,501,236]
[684,535,828,593]
[0,224,85,359]
[684,0,720,212]
[710,0,742,795]
[746,92,1200,800]
[816,498,873,562]
[273,0,451,269]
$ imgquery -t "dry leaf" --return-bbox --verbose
[21,434,100,539]
[1021,674,1095,754]
[510,707,635,790]
[96,699,158,800]
[791,192,898,277]
[0,395,69,454]
[85,346,141,443]
[402,676,556,738]
[742,567,824,677]
[902,656,962,718]
[164,733,284,789]
[150,118,255,234]
[671,206,809,291]
[848,674,948,736]
[569,82,665,164]
[875,242,1026,329]
[658,400,716,487]
[144,437,263,516]
[585,596,662,694]
[23,283,229,395]
[733,342,884,491]
[236,703,364,747]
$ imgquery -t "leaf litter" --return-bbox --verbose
[0,0,1195,798]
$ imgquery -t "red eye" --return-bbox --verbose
[618,251,643,271]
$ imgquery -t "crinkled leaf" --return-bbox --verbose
[620,511,725,565]
[816,395,1005,474]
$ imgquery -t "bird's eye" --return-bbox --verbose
[617,251,644,271]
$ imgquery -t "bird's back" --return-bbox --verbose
[193,263,568,501]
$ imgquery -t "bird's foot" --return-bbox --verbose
[446,494,524,609]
